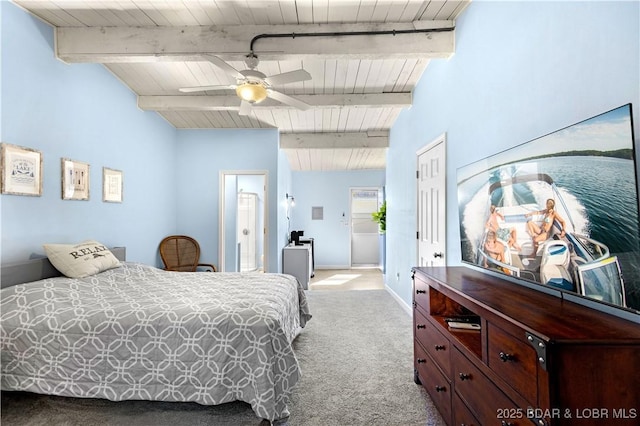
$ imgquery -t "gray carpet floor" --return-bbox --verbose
[1,289,445,426]
[309,269,385,291]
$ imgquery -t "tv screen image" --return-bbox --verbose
[457,104,640,312]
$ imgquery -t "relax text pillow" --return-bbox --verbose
[43,240,121,278]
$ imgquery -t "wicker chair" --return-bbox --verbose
[159,235,217,272]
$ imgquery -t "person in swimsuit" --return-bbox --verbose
[525,198,566,253]
[486,205,521,251]
[484,230,511,275]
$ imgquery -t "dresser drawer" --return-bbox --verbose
[453,392,481,426]
[487,323,539,405]
[415,340,451,424]
[413,274,430,314]
[414,309,451,376]
[453,347,528,426]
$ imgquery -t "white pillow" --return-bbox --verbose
[43,240,121,278]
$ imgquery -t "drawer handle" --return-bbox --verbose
[458,372,471,381]
[416,324,426,329]
[434,344,446,351]
[434,385,446,392]
[416,289,426,294]
[417,358,427,364]
[499,352,515,362]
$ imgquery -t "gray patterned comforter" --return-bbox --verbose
[0,262,312,421]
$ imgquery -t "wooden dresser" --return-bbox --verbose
[412,266,640,426]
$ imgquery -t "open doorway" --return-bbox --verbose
[350,188,381,268]
[219,171,267,272]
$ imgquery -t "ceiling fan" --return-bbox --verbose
[179,54,312,116]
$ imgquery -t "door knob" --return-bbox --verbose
[433,252,444,258]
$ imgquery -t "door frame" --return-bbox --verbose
[219,170,268,272]
[416,133,447,266]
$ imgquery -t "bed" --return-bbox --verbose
[0,246,311,423]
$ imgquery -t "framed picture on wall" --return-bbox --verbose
[103,167,123,203]
[0,143,43,196]
[61,158,90,200]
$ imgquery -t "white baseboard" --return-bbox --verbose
[316,265,383,270]
[315,265,352,270]
[384,283,412,317]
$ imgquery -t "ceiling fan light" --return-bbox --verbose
[236,82,267,103]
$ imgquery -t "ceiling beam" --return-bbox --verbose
[138,93,412,111]
[280,132,389,149]
[56,21,455,63]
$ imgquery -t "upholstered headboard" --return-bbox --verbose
[0,247,126,289]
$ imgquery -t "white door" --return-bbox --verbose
[417,135,446,267]
[351,188,380,267]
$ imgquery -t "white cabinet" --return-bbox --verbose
[283,245,312,290]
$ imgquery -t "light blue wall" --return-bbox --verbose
[0,0,3,264]
[174,129,282,272]
[277,148,294,271]
[1,2,177,264]
[386,1,640,307]
[290,170,385,268]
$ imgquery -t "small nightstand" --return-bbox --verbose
[283,244,312,289]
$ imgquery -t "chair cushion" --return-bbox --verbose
[548,245,567,256]
[43,240,121,278]
[546,276,575,291]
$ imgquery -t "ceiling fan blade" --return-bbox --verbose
[204,54,244,79]
[267,90,310,111]
[264,69,312,86]
[179,84,235,93]
[238,100,253,116]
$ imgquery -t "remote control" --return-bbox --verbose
[445,316,480,324]
[447,322,481,330]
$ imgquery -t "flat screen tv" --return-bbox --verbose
[457,104,640,315]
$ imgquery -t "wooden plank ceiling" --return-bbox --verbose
[12,0,470,171]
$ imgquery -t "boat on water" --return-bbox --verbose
[476,172,627,308]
